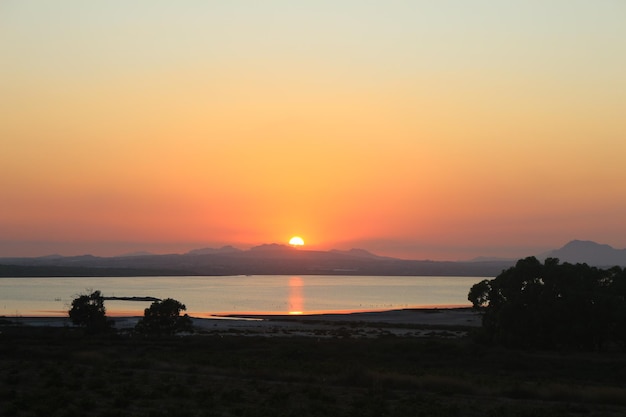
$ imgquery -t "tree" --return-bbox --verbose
[68,290,112,333]
[135,298,193,336]
[467,279,491,309]
[468,257,626,350]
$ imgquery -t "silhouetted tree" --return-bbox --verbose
[135,298,193,336]
[68,290,112,333]
[469,257,626,350]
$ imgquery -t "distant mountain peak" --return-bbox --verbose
[559,239,616,253]
[249,243,292,252]
[543,240,626,267]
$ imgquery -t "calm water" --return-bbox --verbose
[0,275,486,317]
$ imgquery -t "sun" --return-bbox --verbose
[289,236,305,247]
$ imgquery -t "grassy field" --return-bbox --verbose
[1,323,626,417]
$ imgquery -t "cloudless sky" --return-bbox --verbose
[1,1,625,260]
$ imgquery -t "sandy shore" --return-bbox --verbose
[198,308,481,338]
[226,308,481,326]
[3,308,481,338]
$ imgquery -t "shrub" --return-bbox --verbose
[68,290,112,333]
[135,298,193,336]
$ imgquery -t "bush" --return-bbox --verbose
[135,298,193,336]
[68,290,112,333]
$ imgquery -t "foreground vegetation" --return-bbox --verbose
[69,290,192,336]
[469,257,626,350]
[2,324,626,417]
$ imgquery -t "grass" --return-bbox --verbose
[1,324,626,416]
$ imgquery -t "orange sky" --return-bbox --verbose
[1,2,626,260]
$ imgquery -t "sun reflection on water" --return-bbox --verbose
[288,276,304,315]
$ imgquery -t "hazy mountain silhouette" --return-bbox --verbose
[249,243,293,252]
[467,256,517,262]
[0,244,513,277]
[3,240,625,277]
[329,248,395,260]
[540,240,626,267]
[186,246,242,256]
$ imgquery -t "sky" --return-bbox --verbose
[1,1,625,260]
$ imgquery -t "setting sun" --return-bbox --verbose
[289,236,305,247]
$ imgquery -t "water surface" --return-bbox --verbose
[0,275,486,317]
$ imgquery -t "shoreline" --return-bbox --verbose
[221,306,479,324]
[2,307,481,338]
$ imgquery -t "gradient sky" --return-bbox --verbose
[1,1,625,260]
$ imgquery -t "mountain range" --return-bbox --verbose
[0,240,624,277]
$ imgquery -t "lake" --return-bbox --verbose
[0,275,486,317]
